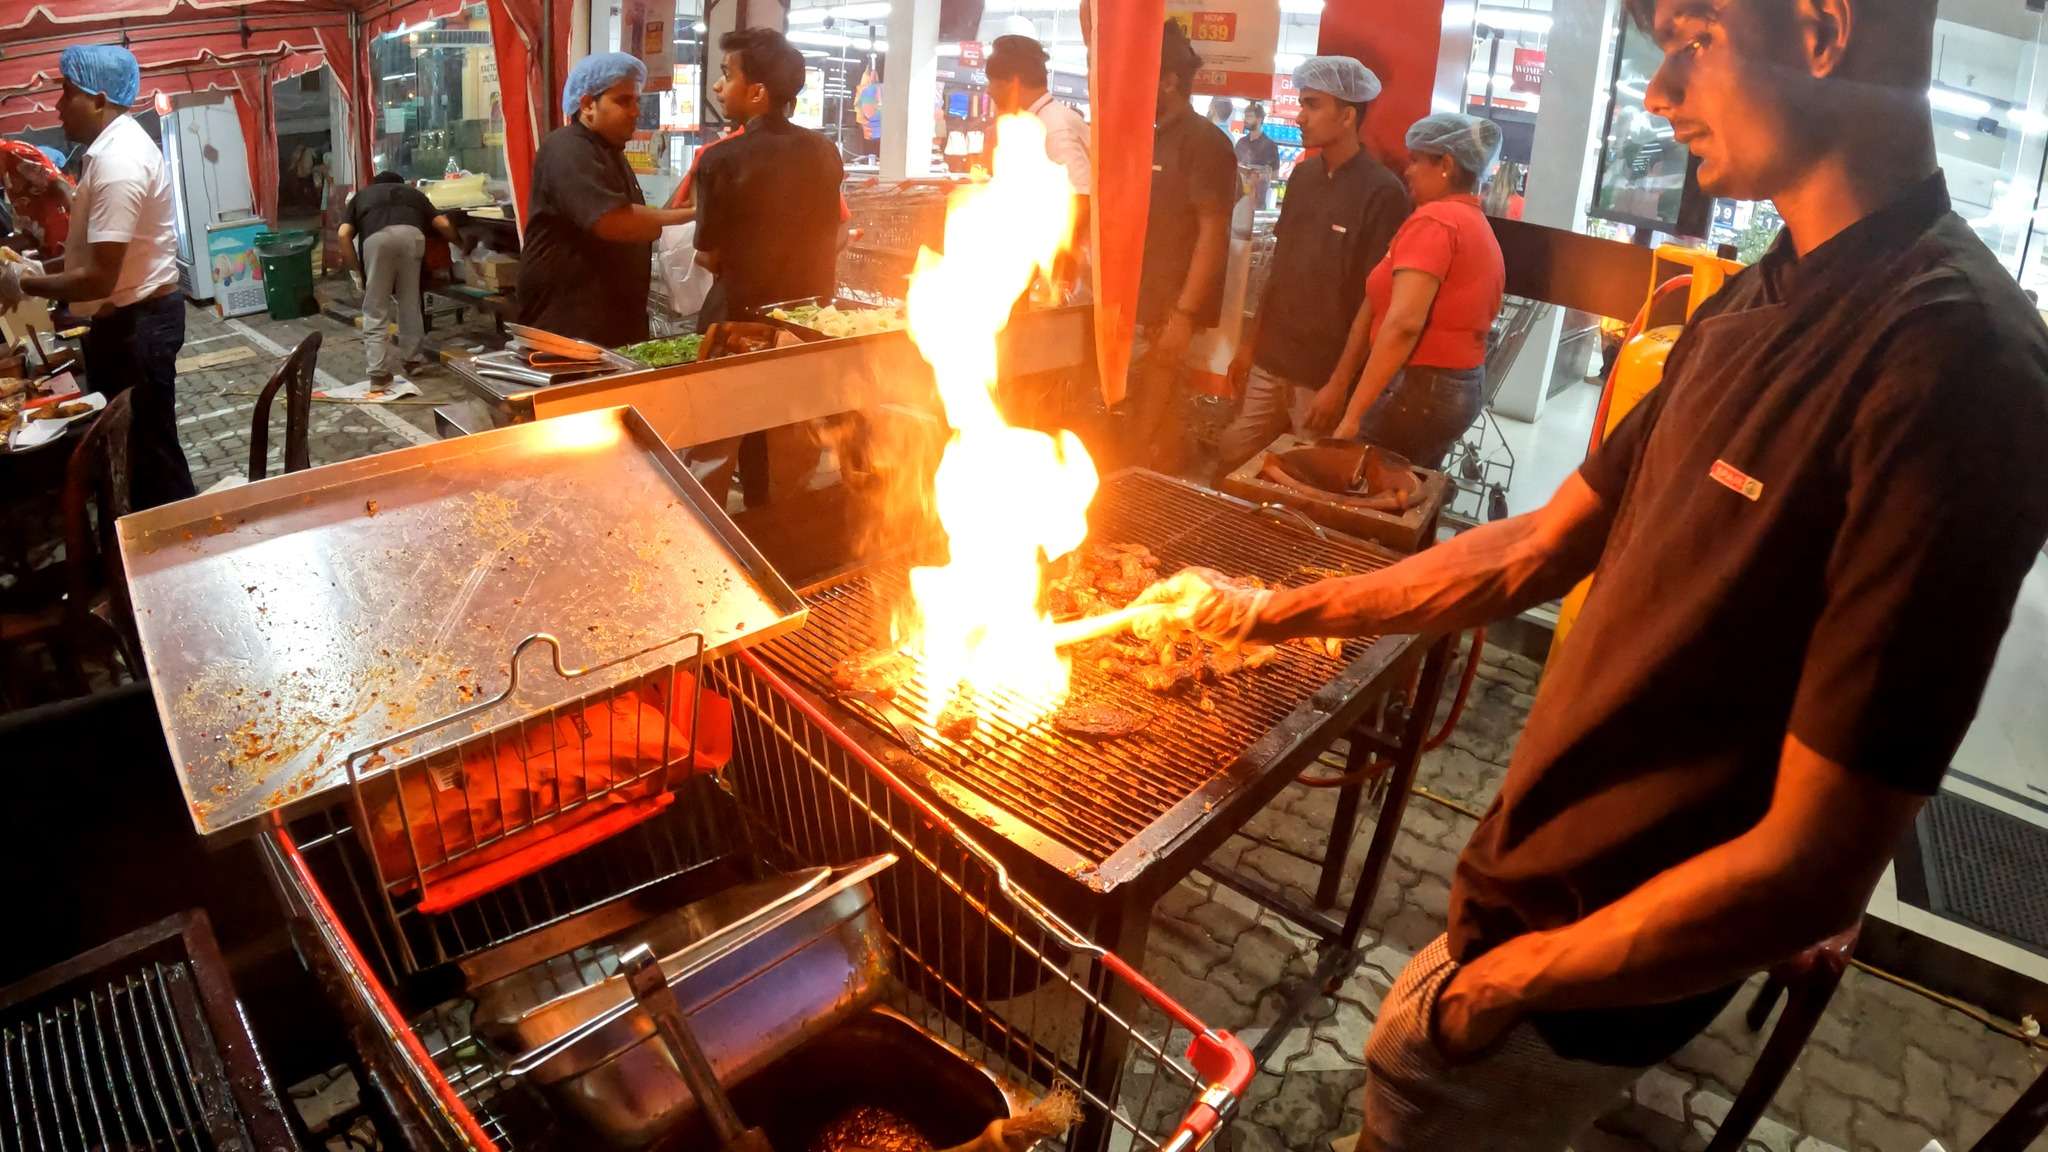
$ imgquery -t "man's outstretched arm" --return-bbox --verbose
[1249,472,1614,642]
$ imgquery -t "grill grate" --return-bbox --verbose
[0,914,292,1152]
[759,470,1395,882]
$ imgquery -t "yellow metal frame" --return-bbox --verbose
[1548,244,1745,658]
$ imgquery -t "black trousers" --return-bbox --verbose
[82,292,196,510]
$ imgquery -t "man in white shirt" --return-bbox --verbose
[986,35,1091,242]
[0,45,194,507]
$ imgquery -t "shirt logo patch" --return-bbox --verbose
[1331,223,1348,234]
[1709,459,1764,501]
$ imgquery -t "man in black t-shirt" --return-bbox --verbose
[1233,102,1280,173]
[1127,21,1237,473]
[1216,57,1405,473]
[338,172,459,385]
[1136,0,2048,1146]
[518,53,691,348]
[692,27,844,327]
[685,28,845,509]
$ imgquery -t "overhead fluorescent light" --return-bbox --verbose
[789,2,894,24]
[1954,128,1972,140]
[1928,86,1992,118]
[1279,0,1325,13]
[1480,8,1552,33]
[787,29,888,54]
[693,20,707,32]
[2005,106,2048,134]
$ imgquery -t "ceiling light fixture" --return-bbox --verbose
[1928,86,1992,118]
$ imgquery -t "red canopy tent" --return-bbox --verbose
[0,0,568,230]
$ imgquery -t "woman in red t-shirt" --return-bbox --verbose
[1312,113,1506,469]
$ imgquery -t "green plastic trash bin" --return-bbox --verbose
[254,229,317,320]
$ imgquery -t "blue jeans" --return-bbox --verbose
[82,292,195,509]
[1358,364,1484,471]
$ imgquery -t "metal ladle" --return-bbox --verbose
[619,944,776,1152]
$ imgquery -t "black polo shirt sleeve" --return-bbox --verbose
[1188,127,1238,216]
[545,136,636,233]
[1787,306,2048,793]
[693,149,728,257]
[1577,376,1670,503]
[1358,180,1407,283]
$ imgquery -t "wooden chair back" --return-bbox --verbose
[59,389,142,675]
[249,331,321,481]
[1702,919,1861,1152]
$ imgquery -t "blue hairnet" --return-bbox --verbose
[1291,56,1381,104]
[1405,112,1503,177]
[59,45,141,108]
[562,52,647,119]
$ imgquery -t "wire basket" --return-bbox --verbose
[263,647,1252,1152]
[340,629,712,969]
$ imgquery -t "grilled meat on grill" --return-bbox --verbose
[1207,644,1280,678]
[937,698,979,740]
[830,648,916,700]
[1046,542,1162,616]
[1052,702,1151,739]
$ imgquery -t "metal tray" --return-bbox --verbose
[492,856,896,1146]
[470,868,831,1030]
[120,406,808,839]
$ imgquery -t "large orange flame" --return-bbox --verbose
[900,114,1097,723]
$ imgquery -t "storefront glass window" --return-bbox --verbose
[1465,0,1548,216]
[604,1,710,206]
[1445,0,2048,518]
[371,4,508,202]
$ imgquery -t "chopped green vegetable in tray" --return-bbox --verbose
[617,334,704,367]
[768,303,906,339]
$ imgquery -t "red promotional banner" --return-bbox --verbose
[1512,47,1545,93]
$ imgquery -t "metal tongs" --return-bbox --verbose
[620,945,775,1152]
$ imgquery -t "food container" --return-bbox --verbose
[716,1007,1020,1152]
[479,856,896,1146]
[755,295,905,343]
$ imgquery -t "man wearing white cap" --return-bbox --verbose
[1218,55,1408,473]
[0,44,193,508]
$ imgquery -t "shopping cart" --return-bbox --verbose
[260,638,1254,1152]
[838,180,957,304]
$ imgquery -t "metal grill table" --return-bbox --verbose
[757,470,1452,1147]
[0,911,297,1152]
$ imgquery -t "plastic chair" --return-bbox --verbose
[249,330,320,481]
[1702,920,1861,1152]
